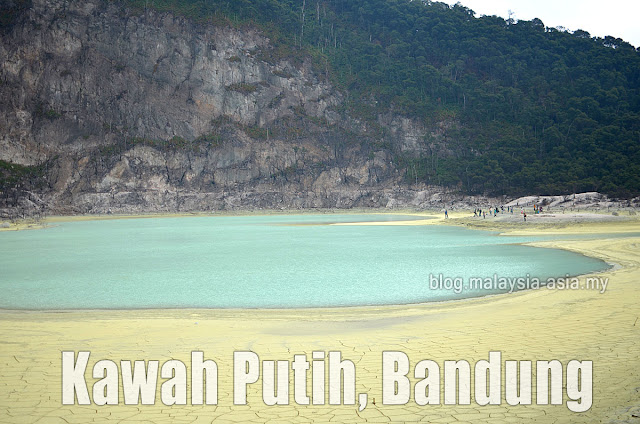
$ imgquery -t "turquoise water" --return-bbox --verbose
[0,214,608,309]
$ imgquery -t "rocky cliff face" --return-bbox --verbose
[0,0,467,217]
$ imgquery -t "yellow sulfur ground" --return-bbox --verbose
[0,214,639,423]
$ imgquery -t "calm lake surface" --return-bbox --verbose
[0,214,608,309]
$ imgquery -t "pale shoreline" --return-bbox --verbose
[0,206,636,231]
[0,209,426,232]
[1,212,639,423]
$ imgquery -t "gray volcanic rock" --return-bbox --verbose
[0,0,468,216]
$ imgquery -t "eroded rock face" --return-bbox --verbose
[0,0,460,216]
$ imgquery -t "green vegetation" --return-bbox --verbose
[243,125,269,140]
[0,160,46,191]
[194,132,223,148]
[117,1,639,197]
[126,134,222,151]
[34,102,62,120]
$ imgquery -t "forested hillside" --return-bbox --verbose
[120,0,640,197]
[1,0,639,218]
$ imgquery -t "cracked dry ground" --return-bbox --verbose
[1,235,639,423]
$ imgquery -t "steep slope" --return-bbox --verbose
[1,0,460,216]
[1,0,639,217]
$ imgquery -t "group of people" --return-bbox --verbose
[470,205,534,221]
[445,203,548,222]
[472,205,516,218]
